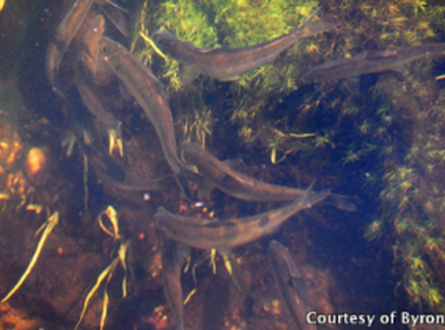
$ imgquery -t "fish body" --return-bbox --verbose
[162,235,189,330]
[268,240,317,330]
[299,43,445,85]
[74,15,116,127]
[74,15,124,156]
[153,9,338,82]
[99,36,196,197]
[46,0,127,97]
[155,184,329,250]
[183,142,356,211]
[46,0,95,96]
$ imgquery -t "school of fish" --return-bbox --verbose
[43,1,445,329]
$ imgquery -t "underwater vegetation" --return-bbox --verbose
[130,0,445,316]
[4,0,445,329]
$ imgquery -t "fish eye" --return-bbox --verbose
[154,34,163,44]
[100,44,109,55]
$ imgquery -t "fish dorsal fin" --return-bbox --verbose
[222,158,245,171]
[99,0,129,36]
[196,174,216,200]
[200,217,220,226]
[118,81,133,101]
[201,46,218,53]
[343,77,361,95]
[179,64,199,86]
[390,63,408,74]
[355,50,368,60]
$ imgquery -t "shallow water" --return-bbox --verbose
[0,1,444,330]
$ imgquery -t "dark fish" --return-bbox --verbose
[74,15,124,157]
[268,240,317,330]
[153,8,338,83]
[161,235,190,330]
[46,0,127,97]
[46,0,95,97]
[299,43,445,85]
[155,183,329,250]
[183,142,356,211]
[99,36,197,198]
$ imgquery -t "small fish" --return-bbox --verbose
[99,36,197,198]
[183,142,356,211]
[155,183,329,250]
[267,240,317,330]
[74,15,124,157]
[153,8,338,83]
[45,0,127,98]
[46,0,95,97]
[161,235,190,330]
[299,43,445,85]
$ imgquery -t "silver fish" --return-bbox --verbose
[183,142,356,211]
[153,8,338,83]
[268,240,317,330]
[155,183,329,250]
[161,235,190,330]
[99,36,197,198]
[299,43,445,85]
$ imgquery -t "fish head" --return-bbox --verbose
[99,36,120,59]
[154,206,168,227]
[153,29,183,56]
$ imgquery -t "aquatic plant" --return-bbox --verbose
[131,0,445,313]
[132,0,321,154]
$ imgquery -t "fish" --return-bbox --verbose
[299,43,445,85]
[99,36,197,198]
[74,15,124,157]
[267,240,317,330]
[182,142,356,212]
[152,8,338,83]
[161,234,190,330]
[45,0,127,98]
[155,183,329,250]
[46,0,95,97]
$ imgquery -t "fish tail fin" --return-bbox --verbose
[297,7,339,38]
[175,163,202,201]
[322,193,358,212]
[303,182,330,208]
[46,44,69,102]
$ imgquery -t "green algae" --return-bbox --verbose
[131,0,445,312]
[132,0,319,148]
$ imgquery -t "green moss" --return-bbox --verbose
[131,1,445,311]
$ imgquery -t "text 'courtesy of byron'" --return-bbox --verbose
[306,311,445,327]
